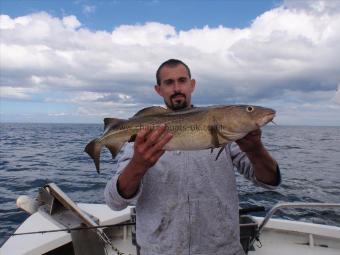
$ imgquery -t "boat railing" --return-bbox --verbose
[258,202,340,234]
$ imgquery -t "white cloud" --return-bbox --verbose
[0,15,31,29]
[332,85,340,105]
[111,22,176,46]
[82,5,96,15]
[48,112,67,117]
[62,15,81,29]
[71,91,110,102]
[283,0,340,14]
[44,91,134,107]
[1,0,340,125]
[0,86,39,99]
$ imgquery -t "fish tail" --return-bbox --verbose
[105,139,125,160]
[85,137,126,173]
[84,138,103,173]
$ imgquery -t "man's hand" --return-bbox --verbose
[117,124,172,199]
[131,124,173,170]
[235,129,263,153]
[236,129,279,186]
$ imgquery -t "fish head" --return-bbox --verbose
[219,105,276,140]
[233,105,275,128]
[244,105,276,128]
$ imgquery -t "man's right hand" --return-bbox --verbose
[117,124,172,199]
[131,124,173,170]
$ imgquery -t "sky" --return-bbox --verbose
[0,0,339,126]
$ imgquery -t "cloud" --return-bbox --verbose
[111,22,176,46]
[332,84,340,105]
[82,5,96,15]
[1,0,340,125]
[62,15,81,29]
[0,86,39,99]
[283,0,340,14]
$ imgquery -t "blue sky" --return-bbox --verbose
[1,0,340,125]
[1,0,279,30]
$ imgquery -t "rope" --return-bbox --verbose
[7,222,136,237]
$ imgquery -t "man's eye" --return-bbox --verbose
[179,78,187,83]
[164,80,174,85]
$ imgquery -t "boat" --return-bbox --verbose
[1,183,339,255]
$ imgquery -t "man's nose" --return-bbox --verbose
[173,81,182,92]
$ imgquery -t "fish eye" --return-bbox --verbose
[246,106,254,112]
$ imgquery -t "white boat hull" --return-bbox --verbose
[1,203,340,255]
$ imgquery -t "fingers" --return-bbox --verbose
[144,132,172,159]
[153,132,173,151]
[250,129,261,136]
[133,124,172,167]
[144,124,167,149]
[149,149,166,163]
[239,129,261,143]
[244,129,261,138]
[236,129,263,152]
[135,126,152,145]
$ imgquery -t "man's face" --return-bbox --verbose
[155,64,196,111]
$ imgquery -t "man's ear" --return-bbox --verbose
[190,79,196,92]
[154,84,162,96]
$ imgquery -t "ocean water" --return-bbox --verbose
[0,123,340,245]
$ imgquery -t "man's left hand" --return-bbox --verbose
[236,129,263,153]
[236,128,279,186]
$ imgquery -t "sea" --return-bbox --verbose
[0,123,340,245]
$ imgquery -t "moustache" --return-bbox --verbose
[171,93,186,100]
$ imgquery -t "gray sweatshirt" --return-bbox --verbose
[105,142,279,255]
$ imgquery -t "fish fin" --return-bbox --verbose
[103,118,125,131]
[212,116,234,143]
[209,125,220,147]
[84,138,102,173]
[209,116,221,147]
[131,106,169,118]
[215,146,225,160]
[128,134,137,142]
[105,140,125,159]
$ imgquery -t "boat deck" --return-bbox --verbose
[250,216,340,255]
[250,229,340,255]
[2,203,340,255]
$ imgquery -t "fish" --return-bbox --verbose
[85,105,275,172]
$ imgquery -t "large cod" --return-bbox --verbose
[85,105,275,172]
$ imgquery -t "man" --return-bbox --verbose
[105,59,280,255]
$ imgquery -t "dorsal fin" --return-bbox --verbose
[103,118,125,131]
[132,106,169,118]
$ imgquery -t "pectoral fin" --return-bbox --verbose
[215,146,226,160]
[208,116,227,160]
[209,116,221,148]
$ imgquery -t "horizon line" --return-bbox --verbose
[0,121,339,128]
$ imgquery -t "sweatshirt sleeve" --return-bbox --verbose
[104,143,143,211]
[228,142,281,189]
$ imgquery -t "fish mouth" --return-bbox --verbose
[257,113,276,127]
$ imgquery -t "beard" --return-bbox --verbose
[165,92,188,111]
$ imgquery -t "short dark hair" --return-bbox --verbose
[156,59,191,85]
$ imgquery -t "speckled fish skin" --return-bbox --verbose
[85,105,275,172]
